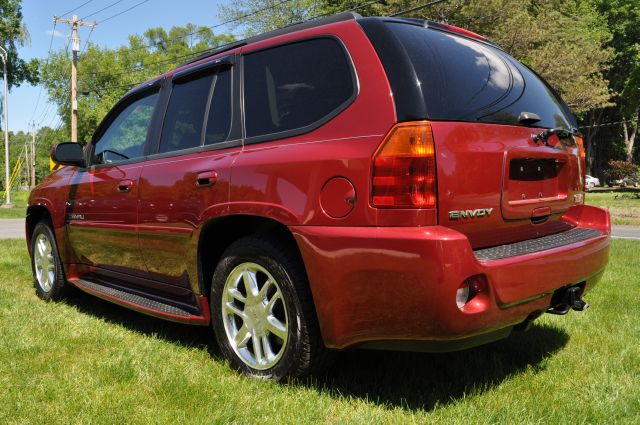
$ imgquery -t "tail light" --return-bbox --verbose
[575,135,586,190]
[372,121,436,208]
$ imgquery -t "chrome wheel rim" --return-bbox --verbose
[34,233,55,292]
[222,262,289,370]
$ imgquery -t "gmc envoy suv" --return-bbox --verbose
[27,13,610,380]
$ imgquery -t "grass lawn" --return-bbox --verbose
[586,189,640,226]
[0,239,638,424]
[0,191,28,219]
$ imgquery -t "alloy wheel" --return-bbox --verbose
[221,262,289,370]
[34,232,55,293]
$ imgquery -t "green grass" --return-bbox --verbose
[586,189,640,225]
[0,239,638,424]
[0,191,28,219]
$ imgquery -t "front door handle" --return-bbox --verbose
[196,171,218,188]
[117,179,134,193]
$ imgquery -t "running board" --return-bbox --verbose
[68,278,211,325]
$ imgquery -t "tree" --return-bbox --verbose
[0,0,39,90]
[379,1,613,114]
[40,25,234,143]
[218,0,324,37]
[594,0,640,163]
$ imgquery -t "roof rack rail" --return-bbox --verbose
[180,41,247,67]
[178,11,360,68]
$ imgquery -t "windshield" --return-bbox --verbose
[387,22,576,129]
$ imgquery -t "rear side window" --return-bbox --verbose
[159,73,214,153]
[387,22,574,129]
[243,38,355,139]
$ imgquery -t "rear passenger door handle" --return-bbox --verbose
[117,179,134,193]
[196,171,218,188]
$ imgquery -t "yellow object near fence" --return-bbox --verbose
[49,157,63,172]
[2,154,24,199]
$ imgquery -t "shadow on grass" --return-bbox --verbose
[307,324,569,411]
[66,289,568,411]
[65,289,220,357]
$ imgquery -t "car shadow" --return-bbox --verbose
[65,290,569,411]
[64,289,221,357]
[304,324,569,411]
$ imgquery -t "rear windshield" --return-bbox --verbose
[387,22,575,129]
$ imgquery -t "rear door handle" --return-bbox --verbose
[196,170,218,188]
[117,179,134,193]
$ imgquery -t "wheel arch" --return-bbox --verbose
[25,204,53,255]
[197,215,307,299]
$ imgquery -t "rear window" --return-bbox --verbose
[387,22,574,129]
[243,38,355,139]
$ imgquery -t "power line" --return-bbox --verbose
[98,0,152,24]
[82,26,95,52]
[115,0,296,57]
[84,0,331,81]
[29,22,58,124]
[390,0,449,17]
[59,0,97,17]
[579,120,634,129]
[82,0,125,20]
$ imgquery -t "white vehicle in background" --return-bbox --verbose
[585,175,600,191]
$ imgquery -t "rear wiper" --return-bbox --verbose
[532,127,574,146]
[518,111,541,125]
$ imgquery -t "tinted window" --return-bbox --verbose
[205,68,232,145]
[244,38,354,138]
[94,92,158,164]
[159,73,214,153]
[387,22,573,129]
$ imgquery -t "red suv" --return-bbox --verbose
[27,13,610,380]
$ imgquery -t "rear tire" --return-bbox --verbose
[31,220,69,301]
[210,235,330,381]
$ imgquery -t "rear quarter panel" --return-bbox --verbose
[230,20,396,226]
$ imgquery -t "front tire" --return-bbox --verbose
[210,235,330,380]
[31,220,69,301]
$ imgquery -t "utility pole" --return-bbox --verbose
[30,121,36,188]
[0,45,12,207]
[53,15,96,143]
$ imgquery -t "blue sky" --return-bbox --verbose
[10,0,228,133]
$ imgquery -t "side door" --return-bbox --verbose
[138,59,241,290]
[66,88,160,278]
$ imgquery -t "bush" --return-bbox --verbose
[603,160,639,183]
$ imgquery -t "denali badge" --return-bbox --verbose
[68,213,85,220]
[449,208,494,220]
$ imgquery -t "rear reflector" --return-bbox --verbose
[372,121,436,208]
[575,135,586,190]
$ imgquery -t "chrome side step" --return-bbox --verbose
[69,278,210,325]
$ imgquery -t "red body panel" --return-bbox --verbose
[291,205,609,349]
[26,18,611,351]
[66,164,146,276]
[431,121,583,249]
[138,147,239,290]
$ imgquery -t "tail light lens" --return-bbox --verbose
[372,121,436,208]
[575,135,586,190]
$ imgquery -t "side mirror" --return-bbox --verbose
[51,142,86,167]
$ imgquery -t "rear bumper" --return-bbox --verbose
[291,205,610,350]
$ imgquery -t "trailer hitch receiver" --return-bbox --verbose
[547,285,589,315]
